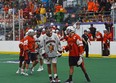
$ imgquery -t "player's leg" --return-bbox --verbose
[52,57,60,83]
[16,50,24,74]
[65,56,75,83]
[47,63,53,83]
[21,52,30,76]
[80,62,91,82]
[30,53,38,74]
[65,66,74,83]
[37,57,44,71]
[16,56,24,74]
[44,58,53,83]
[21,60,30,76]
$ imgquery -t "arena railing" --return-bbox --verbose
[0,9,116,41]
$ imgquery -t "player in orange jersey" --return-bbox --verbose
[63,26,91,83]
[22,29,38,76]
[16,38,25,74]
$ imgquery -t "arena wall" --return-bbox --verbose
[0,41,116,58]
[0,23,116,58]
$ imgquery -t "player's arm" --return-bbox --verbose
[23,39,30,52]
[41,36,48,59]
[55,34,62,53]
[76,36,84,56]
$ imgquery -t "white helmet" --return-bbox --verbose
[50,22,54,26]
[27,29,35,36]
[57,25,60,29]
[28,29,34,32]
[66,26,75,35]
[67,26,75,32]
[56,30,59,33]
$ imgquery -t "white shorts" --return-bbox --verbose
[44,57,57,64]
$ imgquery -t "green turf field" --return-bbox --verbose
[0,54,116,83]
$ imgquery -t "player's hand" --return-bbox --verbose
[58,50,62,53]
[80,53,84,57]
[42,53,48,59]
[57,53,62,58]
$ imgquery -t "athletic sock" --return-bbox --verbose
[69,75,72,81]
[49,74,52,80]
[54,74,58,79]
[85,73,91,82]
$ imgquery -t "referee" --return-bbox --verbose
[82,30,91,58]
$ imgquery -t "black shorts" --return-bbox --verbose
[28,53,38,61]
[19,56,24,62]
[25,59,30,64]
[69,56,80,66]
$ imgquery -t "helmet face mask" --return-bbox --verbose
[66,26,75,35]
[37,29,42,37]
[28,29,35,36]
[45,26,52,37]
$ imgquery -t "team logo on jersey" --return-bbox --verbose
[48,43,54,53]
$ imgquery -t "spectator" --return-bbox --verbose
[93,0,99,13]
[40,4,46,24]
[104,21,113,32]
[87,0,95,12]
[99,0,107,13]
[104,0,111,15]
[46,8,54,22]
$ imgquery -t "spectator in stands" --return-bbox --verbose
[89,24,96,40]
[54,8,64,23]
[34,5,41,24]
[99,0,107,13]
[93,0,99,13]
[104,0,111,15]
[87,0,95,12]
[54,4,62,13]
[111,0,116,22]
[4,5,9,14]
[40,4,46,24]
[104,21,113,32]
[46,8,54,22]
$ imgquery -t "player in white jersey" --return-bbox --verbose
[35,28,44,72]
[41,25,62,83]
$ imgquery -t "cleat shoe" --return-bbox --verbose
[32,68,34,72]
[50,79,53,83]
[65,79,73,83]
[16,69,20,74]
[49,76,53,83]
[30,68,33,74]
[21,72,29,76]
[53,77,61,83]
[24,72,29,76]
[37,67,44,72]
[16,68,21,74]
[85,73,91,82]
